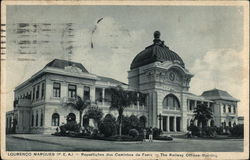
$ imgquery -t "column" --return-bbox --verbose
[180,117,183,132]
[102,88,105,106]
[167,116,170,132]
[173,116,176,132]
[90,86,96,103]
[194,120,198,126]
[77,84,83,99]
[187,119,190,128]
[137,93,140,110]
[194,100,197,110]
[207,119,211,127]
[161,117,164,131]
[187,99,189,111]
[39,83,42,100]
[60,81,67,98]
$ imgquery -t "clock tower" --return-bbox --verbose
[128,31,193,131]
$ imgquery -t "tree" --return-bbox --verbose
[84,105,104,128]
[99,114,117,137]
[66,95,90,132]
[193,103,213,135]
[108,86,138,137]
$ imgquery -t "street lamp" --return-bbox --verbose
[157,113,162,130]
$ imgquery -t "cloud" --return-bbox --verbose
[5,17,148,111]
[189,48,246,115]
[70,17,147,82]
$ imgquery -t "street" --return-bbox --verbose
[6,134,243,152]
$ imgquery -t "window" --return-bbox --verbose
[163,94,180,109]
[223,104,226,113]
[53,82,61,97]
[28,91,31,99]
[35,113,38,126]
[32,87,35,100]
[52,113,60,126]
[41,83,45,98]
[228,105,231,113]
[189,100,195,111]
[31,114,34,126]
[84,86,90,100]
[40,112,43,126]
[9,117,12,128]
[36,85,40,99]
[233,106,236,113]
[68,84,77,98]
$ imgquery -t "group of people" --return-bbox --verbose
[143,127,154,142]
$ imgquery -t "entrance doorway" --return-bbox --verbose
[176,117,181,131]
[170,117,174,131]
[67,113,76,123]
[163,116,167,131]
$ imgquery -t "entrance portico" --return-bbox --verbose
[160,115,182,132]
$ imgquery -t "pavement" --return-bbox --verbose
[6,134,244,152]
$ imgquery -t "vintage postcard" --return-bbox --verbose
[1,0,249,160]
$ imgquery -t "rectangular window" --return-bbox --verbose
[32,87,35,100]
[31,114,34,126]
[84,86,90,100]
[53,82,61,97]
[233,106,236,113]
[68,84,77,98]
[35,113,38,126]
[41,83,45,98]
[189,100,194,111]
[228,106,231,113]
[223,104,226,113]
[36,85,40,99]
[40,112,43,126]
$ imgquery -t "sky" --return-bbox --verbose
[5,5,247,115]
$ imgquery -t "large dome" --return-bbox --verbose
[130,31,185,69]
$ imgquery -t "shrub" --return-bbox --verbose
[99,114,117,137]
[155,136,173,141]
[85,106,103,122]
[91,128,99,137]
[129,115,141,130]
[121,115,142,135]
[128,129,139,139]
[60,121,80,134]
[152,127,162,138]
[188,125,200,136]
[230,124,243,137]
[215,126,224,135]
[121,116,131,135]
[203,126,217,137]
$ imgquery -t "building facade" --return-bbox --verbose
[6,31,239,134]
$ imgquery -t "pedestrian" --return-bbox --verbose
[149,127,153,142]
[143,128,147,142]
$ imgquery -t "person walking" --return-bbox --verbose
[143,128,147,142]
[149,127,153,142]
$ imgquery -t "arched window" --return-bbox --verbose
[163,94,180,109]
[67,113,76,122]
[52,113,60,126]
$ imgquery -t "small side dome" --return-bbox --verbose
[130,31,185,69]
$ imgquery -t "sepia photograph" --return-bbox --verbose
[1,1,249,160]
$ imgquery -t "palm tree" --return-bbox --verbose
[109,86,138,137]
[66,95,90,131]
[193,103,213,134]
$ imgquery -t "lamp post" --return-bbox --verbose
[157,113,162,130]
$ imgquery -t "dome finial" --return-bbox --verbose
[154,31,161,39]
